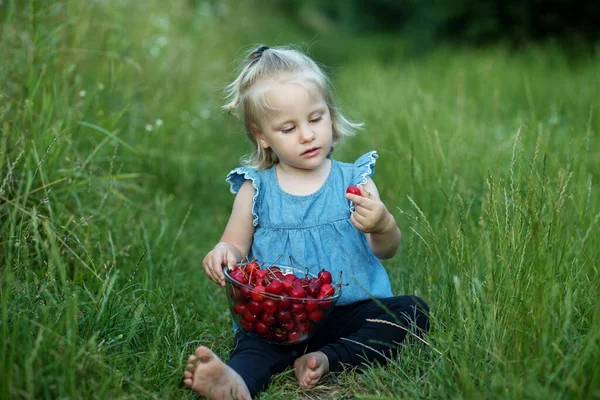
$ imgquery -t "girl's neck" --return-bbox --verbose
[274,158,332,196]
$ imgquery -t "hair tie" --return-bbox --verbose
[252,45,269,60]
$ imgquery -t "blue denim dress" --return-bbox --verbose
[226,151,394,306]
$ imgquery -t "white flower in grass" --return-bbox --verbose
[97,83,105,91]
[149,47,160,57]
[156,35,168,47]
[79,90,86,98]
[145,124,153,132]
[155,119,163,127]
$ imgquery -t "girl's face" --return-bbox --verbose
[253,80,333,173]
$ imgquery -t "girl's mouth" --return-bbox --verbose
[301,147,321,158]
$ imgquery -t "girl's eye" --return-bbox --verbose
[310,116,323,123]
[282,127,294,134]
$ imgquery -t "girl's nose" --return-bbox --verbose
[299,126,315,143]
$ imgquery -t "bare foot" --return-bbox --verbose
[293,351,330,389]
[183,346,251,400]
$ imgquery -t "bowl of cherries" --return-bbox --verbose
[224,260,342,345]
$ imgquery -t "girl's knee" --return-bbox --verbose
[410,296,430,333]
[411,295,430,315]
[385,295,430,333]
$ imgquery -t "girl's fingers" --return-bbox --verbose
[206,265,218,284]
[214,257,225,284]
[202,261,213,282]
[225,251,237,270]
[350,212,366,231]
[352,211,369,227]
[349,194,374,211]
[353,203,373,221]
[359,186,371,198]
[206,258,222,284]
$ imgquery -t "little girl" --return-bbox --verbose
[184,45,429,399]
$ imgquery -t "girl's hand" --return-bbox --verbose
[346,186,395,234]
[202,243,240,287]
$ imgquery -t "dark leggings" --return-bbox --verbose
[226,295,430,397]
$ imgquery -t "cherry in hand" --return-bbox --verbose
[346,185,362,196]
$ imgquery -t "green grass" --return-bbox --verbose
[1,0,599,398]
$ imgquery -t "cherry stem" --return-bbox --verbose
[336,271,344,289]
[269,254,283,268]
[266,268,284,282]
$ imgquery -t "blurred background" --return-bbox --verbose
[1,0,599,398]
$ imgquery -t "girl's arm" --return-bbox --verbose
[202,180,255,286]
[346,177,402,259]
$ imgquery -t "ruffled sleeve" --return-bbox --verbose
[225,167,260,226]
[352,151,378,186]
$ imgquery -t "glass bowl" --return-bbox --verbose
[223,263,341,345]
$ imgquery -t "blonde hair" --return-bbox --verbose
[223,45,363,170]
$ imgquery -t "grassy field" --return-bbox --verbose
[1,0,599,399]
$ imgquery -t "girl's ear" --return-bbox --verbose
[251,122,270,149]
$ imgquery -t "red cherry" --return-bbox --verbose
[231,266,244,275]
[251,286,266,302]
[292,279,304,290]
[240,320,255,332]
[346,185,362,196]
[294,311,308,323]
[273,330,287,342]
[243,310,259,322]
[306,279,321,296]
[291,303,305,314]
[277,310,292,323]
[298,278,309,288]
[282,279,294,292]
[255,321,270,335]
[230,269,244,283]
[261,313,276,327]
[244,261,260,275]
[317,269,332,285]
[266,280,283,295]
[248,300,262,315]
[272,271,285,281]
[232,270,249,285]
[309,310,324,322]
[239,286,252,299]
[265,267,281,277]
[281,321,296,332]
[262,299,277,315]
[320,284,334,297]
[304,301,318,312]
[277,298,291,310]
[255,269,268,281]
[233,302,247,315]
[316,293,332,309]
[289,287,306,299]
